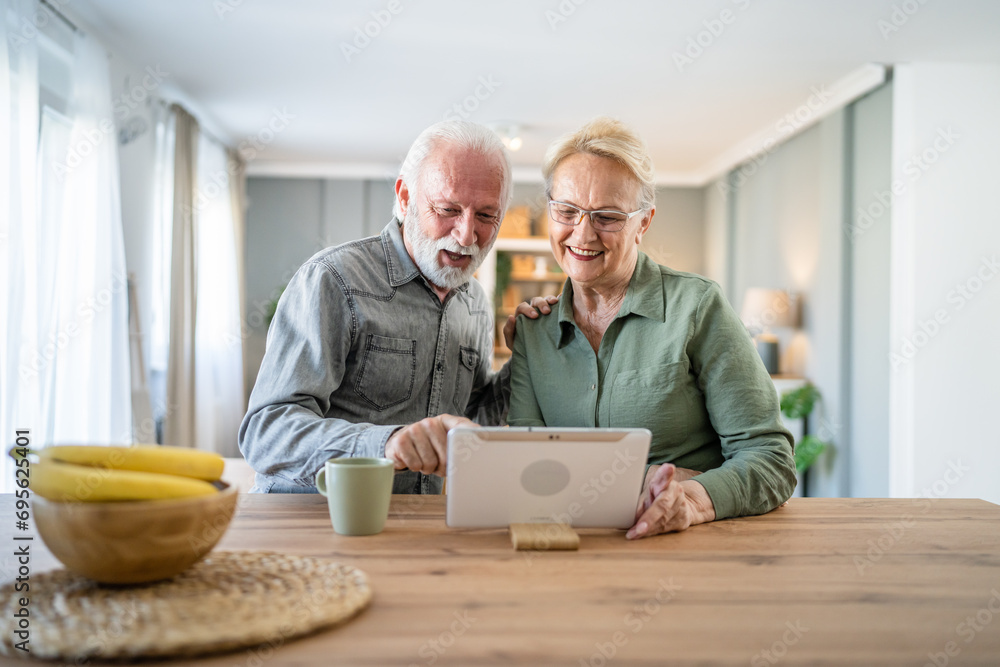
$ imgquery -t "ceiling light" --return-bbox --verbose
[489,123,523,152]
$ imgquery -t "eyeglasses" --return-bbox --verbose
[547,200,645,232]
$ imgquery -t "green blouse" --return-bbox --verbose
[508,252,796,520]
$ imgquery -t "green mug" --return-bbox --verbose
[315,458,395,536]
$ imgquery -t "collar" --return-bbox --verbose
[556,251,665,348]
[380,218,470,294]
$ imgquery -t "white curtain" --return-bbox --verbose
[228,148,249,413]
[1,4,132,491]
[1,0,41,490]
[42,31,131,444]
[147,100,175,441]
[164,105,198,450]
[160,105,246,456]
[192,133,244,457]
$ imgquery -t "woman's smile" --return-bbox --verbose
[566,245,603,260]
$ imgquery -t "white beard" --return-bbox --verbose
[403,208,486,291]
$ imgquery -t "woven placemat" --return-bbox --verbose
[0,550,372,661]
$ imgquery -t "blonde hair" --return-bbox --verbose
[542,117,655,211]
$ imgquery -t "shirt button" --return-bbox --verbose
[436,362,444,372]
[590,384,596,391]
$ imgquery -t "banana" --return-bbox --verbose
[39,445,225,482]
[30,458,219,502]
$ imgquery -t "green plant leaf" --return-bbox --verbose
[265,284,287,327]
[780,383,820,420]
[794,434,827,475]
[495,251,512,303]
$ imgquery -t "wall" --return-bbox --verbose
[889,64,1000,504]
[702,178,729,290]
[847,83,893,498]
[641,188,705,275]
[720,69,1000,504]
[243,177,396,398]
[726,108,853,498]
[244,177,321,401]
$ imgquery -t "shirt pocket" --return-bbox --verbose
[355,334,417,411]
[452,346,479,412]
[608,360,696,443]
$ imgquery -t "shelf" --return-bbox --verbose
[479,231,557,368]
[494,237,551,252]
[510,272,565,283]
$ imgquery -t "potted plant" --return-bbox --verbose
[780,383,831,495]
[494,251,512,304]
[264,284,286,327]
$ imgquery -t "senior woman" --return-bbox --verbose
[508,117,796,539]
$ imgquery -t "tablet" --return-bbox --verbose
[446,427,651,528]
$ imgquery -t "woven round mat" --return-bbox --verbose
[0,550,372,661]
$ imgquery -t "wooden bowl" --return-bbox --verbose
[33,482,238,584]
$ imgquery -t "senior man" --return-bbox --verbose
[239,120,512,494]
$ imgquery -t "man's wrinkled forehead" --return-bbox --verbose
[416,143,505,207]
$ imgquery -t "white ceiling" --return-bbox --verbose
[68,0,1000,184]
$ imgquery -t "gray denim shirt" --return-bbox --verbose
[238,219,510,494]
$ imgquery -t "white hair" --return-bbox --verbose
[394,120,513,220]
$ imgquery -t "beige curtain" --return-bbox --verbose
[227,149,250,412]
[164,104,199,448]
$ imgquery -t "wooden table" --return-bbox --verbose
[4,495,1000,665]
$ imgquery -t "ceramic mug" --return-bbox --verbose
[315,458,394,536]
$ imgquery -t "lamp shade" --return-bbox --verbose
[740,288,796,331]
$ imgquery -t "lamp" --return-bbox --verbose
[487,122,523,151]
[740,288,798,375]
